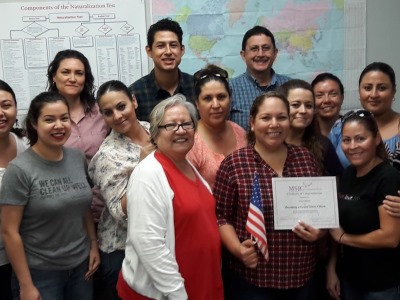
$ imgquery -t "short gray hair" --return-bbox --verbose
[149,94,198,145]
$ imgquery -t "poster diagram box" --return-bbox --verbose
[92,13,115,20]
[49,13,90,23]
[22,16,46,22]
[72,36,93,48]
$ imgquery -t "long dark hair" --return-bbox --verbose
[47,49,95,114]
[278,79,324,170]
[0,80,24,137]
[25,92,69,145]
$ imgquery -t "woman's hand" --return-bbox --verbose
[20,284,41,300]
[326,267,341,300]
[237,239,258,269]
[383,191,400,217]
[293,221,326,242]
[85,243,100,280]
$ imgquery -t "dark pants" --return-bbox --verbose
[94,250,124,300]
[341,279,400,300]
[230,273,316,300]
[0,263,12,300]
[309,259,331,300]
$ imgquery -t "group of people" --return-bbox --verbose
[0,16,399,300]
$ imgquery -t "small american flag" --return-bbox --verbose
[245,173,269,261]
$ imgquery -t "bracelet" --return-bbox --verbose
[339,232,345,244]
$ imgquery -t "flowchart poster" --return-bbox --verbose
[0,1,148,110]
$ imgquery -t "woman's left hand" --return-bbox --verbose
[85,244,101,280]
[383,191,400,217]
[293,221,326,242]
[326,267,341,300]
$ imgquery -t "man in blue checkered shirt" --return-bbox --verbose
[129,18,195,122]
[230,26,291,131]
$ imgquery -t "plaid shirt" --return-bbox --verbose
[128,69,196,122]
[229,69,291,131]
[214,144,321,289]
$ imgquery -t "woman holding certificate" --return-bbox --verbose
[328,110,400,299]
[214,91,325,300]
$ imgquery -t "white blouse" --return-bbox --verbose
[0,132,29,266]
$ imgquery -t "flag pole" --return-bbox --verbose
[251,234,256,245]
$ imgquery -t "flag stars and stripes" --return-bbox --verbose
[246,173,269,261]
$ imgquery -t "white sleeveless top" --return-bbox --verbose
[0,132,28,266]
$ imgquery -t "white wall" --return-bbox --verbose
[366,0,400,112]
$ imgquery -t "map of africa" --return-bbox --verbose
[151,0,344,81]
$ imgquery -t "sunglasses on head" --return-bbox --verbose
[193,68,228,82]
[341,109,373,123]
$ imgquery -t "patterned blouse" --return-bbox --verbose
[88,121,150,253]
[384,133,400,170]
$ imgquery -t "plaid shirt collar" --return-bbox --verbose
[147,68,187,99]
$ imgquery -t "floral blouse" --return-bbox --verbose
[88,121,150,253]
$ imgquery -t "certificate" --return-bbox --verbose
[272,177,339,230]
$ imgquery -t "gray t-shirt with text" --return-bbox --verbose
[0,147,92,270]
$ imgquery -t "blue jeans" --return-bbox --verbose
[230,273,315,300]
[342,279,400,300]
[12,258,92,300]
[98,250,124,300]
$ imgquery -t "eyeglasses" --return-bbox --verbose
[193,68,228,82]
[158,121,195,132]
[246,45,273,54]
[341,109,373,123]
